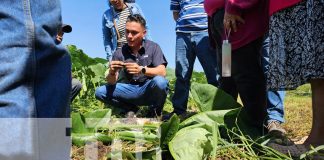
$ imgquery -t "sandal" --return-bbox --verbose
[267,143,308,158]
[266,130,294,146]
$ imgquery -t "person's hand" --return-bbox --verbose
[109,61,124,74]
[223,12,245,32]
[124,62,141,75]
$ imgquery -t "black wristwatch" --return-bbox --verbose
[141,66,146,74]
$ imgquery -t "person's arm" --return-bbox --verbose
[172,11,179,22]
[102,12,113,60]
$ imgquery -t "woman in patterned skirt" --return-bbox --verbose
[267,0,324,156]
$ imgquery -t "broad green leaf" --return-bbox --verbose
[72,109,111,133]
[89,63,106,84]
[180,109,239,131]
[210,121,219,159]
[68,45,105,71]
[83,109,112,132]
[180,109,263,140]
[190,82,241,112]
[94,57,107,64]
[160,115,180,149]
[169,125,213,160]
[71,112,88,133]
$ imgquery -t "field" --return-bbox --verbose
[69,45,314,160]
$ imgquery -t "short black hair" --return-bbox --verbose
[126,14,146,28]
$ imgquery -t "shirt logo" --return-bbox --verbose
[143,55,148,58]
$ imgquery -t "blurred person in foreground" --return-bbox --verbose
[0,0,71,159]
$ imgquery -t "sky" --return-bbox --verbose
[61,0,204,71]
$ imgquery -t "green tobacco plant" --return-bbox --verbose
[160,115,180,149]
[190,82,241,112]
[179,109,239,131]
[71,109,112,146]
[68,45,105,71]
[168,109,267,160]
[169,124,215,160]
[68,45,107,113]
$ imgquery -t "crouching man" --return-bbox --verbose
[95,14,168,117]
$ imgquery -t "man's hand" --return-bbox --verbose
[223,12,245,32]
[109,61,125,75]
[124,62,141,75]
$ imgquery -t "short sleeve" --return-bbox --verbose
[152,44,168,67]
[170,0,180,11]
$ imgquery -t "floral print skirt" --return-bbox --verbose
[267,0,324,90]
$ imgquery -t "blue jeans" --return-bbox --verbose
[262,36,285,123]
[0,1,71,118]
[0,1,71,159]
[172,32,220,114]
[95,76,168,116]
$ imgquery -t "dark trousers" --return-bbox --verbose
[210,9,267,127]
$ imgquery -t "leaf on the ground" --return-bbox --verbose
[169,124,213,160]
[160,115,180,149]
[191,82,241,112]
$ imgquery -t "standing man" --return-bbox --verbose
[96,14,168,117]
[170,0,220,117]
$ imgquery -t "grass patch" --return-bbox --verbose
[284,84,312,140]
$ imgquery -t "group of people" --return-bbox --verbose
[0,0,322,159]
[97,0,285,132]
[95,0,324,157]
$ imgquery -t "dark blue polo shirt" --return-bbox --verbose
[112,40,168,84]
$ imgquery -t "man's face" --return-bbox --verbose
[125,21,146,48]
[109,0,125,10]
